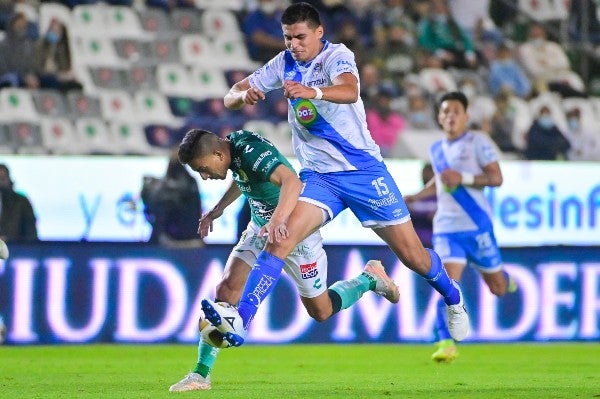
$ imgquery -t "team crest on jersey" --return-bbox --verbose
[300,262,318,279]
[293,99,318,126]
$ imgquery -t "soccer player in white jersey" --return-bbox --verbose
[405,91,516,363]
[201,2,469,348]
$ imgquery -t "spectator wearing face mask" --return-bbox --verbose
[564,108,600,161]
[34,18,83,92]
[243,0,287,64]
[365,85,406,157]
[0,12,39,89]
[524,106,571,160]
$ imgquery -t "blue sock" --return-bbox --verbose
[237,251,285,329]
[434,297,452,341]
[424,249,460,306]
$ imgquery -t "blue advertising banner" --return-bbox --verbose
[0,243,598,344]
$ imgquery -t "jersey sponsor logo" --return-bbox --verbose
[285,70,296,80]
[252,150,273,171]
[233,169,249,183]
[261,157,279,174]
[300,262,318,279]
[306,78,325,87]
[293,99,317,126]
[368,193,399,209]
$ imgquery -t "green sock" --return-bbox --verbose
[329,274,372,311]
[192,339,220,378]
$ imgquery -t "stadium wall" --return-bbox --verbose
[1,243,598,344]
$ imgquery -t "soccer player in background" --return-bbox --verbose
[201,2,469,348]
[169,128,399,391]
[405,91,517,363]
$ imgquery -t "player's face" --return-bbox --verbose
[282,21,324,62]
[188,154,228,180]
[437,99,469,137]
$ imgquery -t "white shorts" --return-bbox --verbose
[230,221,328,298]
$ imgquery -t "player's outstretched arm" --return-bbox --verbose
[198,181,242,238]
[224,77,265,110]
[405,178,437,204]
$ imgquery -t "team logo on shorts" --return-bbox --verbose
[300,262,318,279]
[293,99,317,126]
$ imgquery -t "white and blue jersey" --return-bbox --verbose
[248,40,408,227]
[248,40,383,173]
[430,131,502,271]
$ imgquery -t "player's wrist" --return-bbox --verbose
[461,172,475,186]
[313,87,323,100]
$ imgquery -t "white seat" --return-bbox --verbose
[195,0,244,11]
[0,88,39,122]
[179,34,213,66]
[200,9,242,39]
[39,2,71,35]
[518,0,568,21]
[188,67,229,100]
[156,63,194,98]
[40,117,81,155]
[98,89,137,122]
[212,37,260,70]
[508,95,533,150]
[108,120,163,155]
[105,5,148,39]
[133,90,181,126]
[9,122,46,154]
[243,120,277,138]
[74,117,116,154]
[418,68,457,96]
[273,121,295,157]
[71,4,108,37]
[71,36,126,68]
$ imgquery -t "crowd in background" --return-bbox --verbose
[1,0,599,161]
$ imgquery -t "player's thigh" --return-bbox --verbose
[374,222,430,272]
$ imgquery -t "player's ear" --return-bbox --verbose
[315,25,324,39]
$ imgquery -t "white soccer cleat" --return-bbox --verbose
[169,372,211,392]
[363,260,400,303]
[201,299,246,347]
[446,281,469,341]
[0,239,9,260]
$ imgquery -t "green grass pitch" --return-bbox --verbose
[0,343,598,398]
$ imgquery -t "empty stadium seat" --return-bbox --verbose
[188,67,229,100]
[105,5,148,39]
[89,66,128,90]
[133,90,181,126]
[31,89,70,118]
[66,91,102,119]
[211,37,260,70]
[97,89,137,122]
[9,122,46,154]
[156,63,193,98]
[40,117,81,155]
[200,9,242,39]
[0,124,16,154]
[139,7,174,38]
[178,34,213,66]
[171,8,202,34]
[39,2,71,36]
[0,88,39,122]
[74,117,116,154]
[71,4,108,37]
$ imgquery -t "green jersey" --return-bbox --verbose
[228,130,295,227]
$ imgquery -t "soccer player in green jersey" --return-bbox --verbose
[169,128,399,392]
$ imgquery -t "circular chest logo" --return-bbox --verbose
[293,99,317,126]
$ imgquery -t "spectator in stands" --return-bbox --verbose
[564,107,600,161]
[370,0,417,79]
[0,164,38,243]
[332,17,367,66]
[405,93,438,130]
[417,0,480,69]
[0,12,39,89]
[489,91,520,154]
[406,162,436,248]
[524,106,570,160]
[488,42,531,99]
[359,62,384,108]
[243,0,287,64]
[34,18,82,93]
[518,23,586,98]
[142,147,203,248]
[365,84,406,157]
[447,0,503,46]
[459,75,495,132]
[568,0,600,45]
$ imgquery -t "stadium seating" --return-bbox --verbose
[40,117,81,155]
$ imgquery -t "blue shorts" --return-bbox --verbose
[298,162,411,228]
[433,228,503,273]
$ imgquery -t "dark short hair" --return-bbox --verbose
[178,129,217,164]
[437,91,469,111]
[281,2,321,28]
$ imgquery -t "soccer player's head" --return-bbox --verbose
[281,2,324,62]
[178,129,230,180]
[436,91,470,136]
